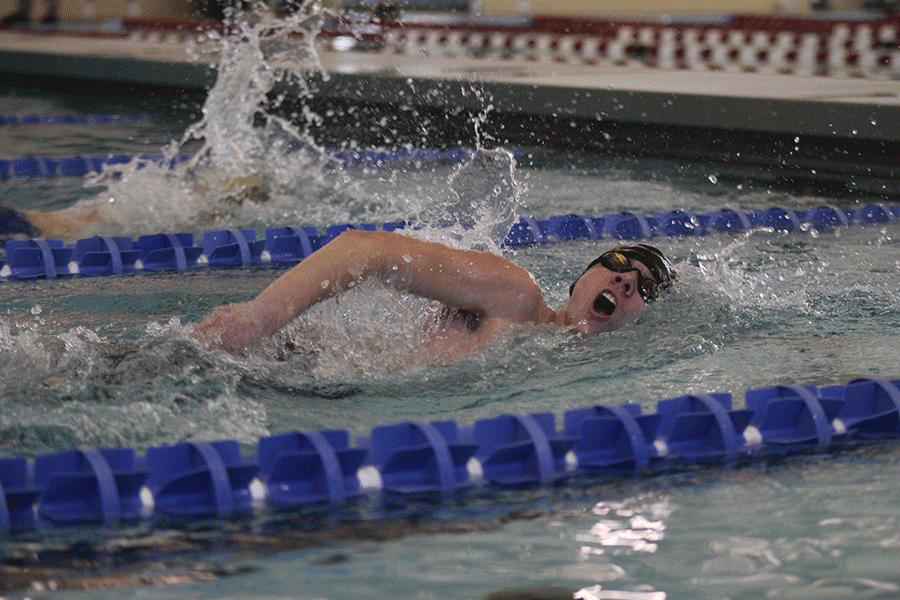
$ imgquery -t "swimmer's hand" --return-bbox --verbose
[194,302,273,351]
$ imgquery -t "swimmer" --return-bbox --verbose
[0,175,270,246]
[194,230,675,363]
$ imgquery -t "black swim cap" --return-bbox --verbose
[569,243,676,297]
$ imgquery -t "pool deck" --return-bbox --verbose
[1,21,899,185]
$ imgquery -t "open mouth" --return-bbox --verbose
[593,292,616,316]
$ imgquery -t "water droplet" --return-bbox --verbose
[31,305,42,315]
[402,254,412,263]
[708,175,718,184]
[320,280,330,289]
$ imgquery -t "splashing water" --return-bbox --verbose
[434,147,520,252]
[0,317,269,453]
[65,3,351,237]
[58,2,524,253]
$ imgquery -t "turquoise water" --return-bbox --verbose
[2,16,900,599]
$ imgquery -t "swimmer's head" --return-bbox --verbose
[569,244,675,302]
[561,243,675,335]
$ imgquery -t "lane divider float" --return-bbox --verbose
[0,114,156,127]
[2,203,898,280]
[0,378,898,533]
[0,148,475,181]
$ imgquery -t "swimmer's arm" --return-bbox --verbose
[373,231,551,325]
[254,229,548,328]
[195,230,549,350]
[196,229,390,350]
[21,207,104,239]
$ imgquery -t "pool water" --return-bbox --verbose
[2,14,900,600]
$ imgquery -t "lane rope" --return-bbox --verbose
[0,378,897,533]
[2,202,897,280]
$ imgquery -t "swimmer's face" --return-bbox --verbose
[563,258,656,335]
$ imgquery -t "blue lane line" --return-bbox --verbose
[0,148,474,181]
[0,114,156,127]
[0,378,897,531]
[3,203,898,281]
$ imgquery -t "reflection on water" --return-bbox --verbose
[578,497,668,555]
[574,494,671,600]
[577,585,667,600]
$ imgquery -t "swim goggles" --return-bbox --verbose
[596,250,663,304]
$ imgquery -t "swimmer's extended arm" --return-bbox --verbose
[195,229,551,350]
[17,206,105,240]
